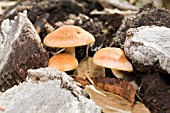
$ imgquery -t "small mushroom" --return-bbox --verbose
[44,25,95,57]
[93,47,133,78]
[48,53,78,71]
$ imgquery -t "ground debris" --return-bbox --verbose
[138,73,170,113]
[0,67,101,113]
[111,4,170,48]
[1,1,170,113]
[72,76,136,103]
[0,11,48,92]
[74,57,105,78]
[124,26,170,74]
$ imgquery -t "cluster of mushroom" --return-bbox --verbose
[43,25,133,78]
[43,25,95,71]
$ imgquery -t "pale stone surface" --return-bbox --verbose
[0,67,101,113]
[124,26,170,73]
[0,11,48,91]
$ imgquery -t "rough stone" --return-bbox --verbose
[112,6,170,48]
[0,11,49,91]
[124,26,170,73]
[0,67,101,113]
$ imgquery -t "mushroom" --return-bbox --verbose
[43,25,95,57]
[93,47,133,78]
[48,53,78,71]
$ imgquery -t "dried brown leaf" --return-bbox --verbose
[85,85,132,113]
[74,57,105,78]
[72,76,136,103]
[85,86,150,113]
[132,102,150,113]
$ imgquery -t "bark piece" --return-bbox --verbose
[124,26,170,74]
[0,11,48,91]
[0,67,101,113]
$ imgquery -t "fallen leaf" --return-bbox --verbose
[85,85,132,113]
[72,76,136,103]
[85,86,150,113]
[132,101,150,113]
[74,57,105,78]
[110,69,139,90]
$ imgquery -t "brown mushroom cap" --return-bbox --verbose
[44,25,95,48]
[93,47,133,71]
[48,54,78,71]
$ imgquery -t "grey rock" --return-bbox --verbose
[0,67,101,113]
[0,11,48,91]
[124,26,170,73]
[112,7,170,48]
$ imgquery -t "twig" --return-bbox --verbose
[98,0,139,10]
[91,8,138,16]
[0,1,16,7]
[53,48,65,55]
[84,74,94,85]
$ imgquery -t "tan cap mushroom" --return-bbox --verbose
[48,53,78,71]
[93,47,133,78]
[44,25,95,57]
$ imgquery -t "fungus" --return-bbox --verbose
[48,53,78,71]
[93,47,133,78]
[44,25,95,57]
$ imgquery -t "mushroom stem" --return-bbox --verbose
[111,69,127,79]
[65,47,75,57]
[85,45,89,58]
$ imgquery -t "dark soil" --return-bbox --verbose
[138,73,170,113]
[1,0,170,113]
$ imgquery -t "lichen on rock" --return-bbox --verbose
[0,67,101,113]
[112,5,170,48]
[124,26,170,74]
